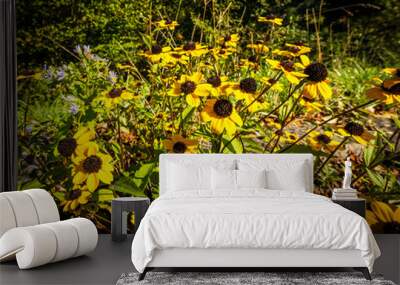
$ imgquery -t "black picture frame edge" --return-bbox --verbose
[0,0,18,192]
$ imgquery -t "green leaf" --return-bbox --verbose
[110,177,138,195]
[363,140,376,167]
[98,189,114,202]
[20,179,44,190]
[222,135,243,154]
[133,162,156,190]
[81,107,97,122]
[367,169,385,189]
[180,106,195,127]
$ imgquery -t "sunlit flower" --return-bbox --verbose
[206,75,232,96]
[299,95,324,113]
[60,187,92,212]
[338,121,374,145]
[140,45,172,63]
[273,43,311,58]
[57,126,96,157]
[296,55,332,100]
[240,55,260,69]
[383,67,400,79]
[227,77,258,101]
[219,34,240,48]
[212,47,235,60]
[260,77,284,92]
[366,78,400,104]
[263,117,281,130]
[247,43,269,53]
[176,41,208,57]
[283,131,299,143]
[308,130,339,151]
[72,142,113,191]
[164,135,198,153]
[155,19,179,30]
[258,15,283,26]
[367,201,400,233]
[201,99,243,135]
[97,88,135,108]
[167,72,212,106]
[163,52,189,66]
[266,59,307,85]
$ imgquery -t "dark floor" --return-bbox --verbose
[0,234,134,285]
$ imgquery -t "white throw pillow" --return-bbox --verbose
[236,169,267,189]
[212,168,237,190]
[238,159,308,191]
[167,162,211,191]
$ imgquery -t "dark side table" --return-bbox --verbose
[332,198,366,218]
[111,197,150,242]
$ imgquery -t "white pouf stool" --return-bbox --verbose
[0,189,98,269]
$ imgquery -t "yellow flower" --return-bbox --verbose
[260,77,284,92]
[167,72,213,107]
[226,77,258,101]
[212,47,235,60]
[367,201,400,233]
[266,59,307,85]
[164,135,198,153]
[205,75,233,97]
[175,42,208,57]
[247,43,269,53]
[308,130,340,151]
[299,94,324,113]
[272,43,311,58]
[240,55,260,69]
[296,55,332,100]
[72,142,114,192]
[366,78,400,104]
[263,117,281,130]
[97,88,135,108]
[219,34,240,48]
[283,131,299,143]
[60,187,92,212]
[201,99,243,135]
[57,126,96,157]
[382,67,400,79]
[258,15,283,26]
[163,52,189,66]
[140,45,172,63]
[337,122,374,145]
[155,19,179,30]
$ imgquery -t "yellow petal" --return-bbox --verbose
[230,110,243,126]
[284,71,300,85]
[366,210,379,226]
[211,119,225,134]
[87,143,99,156]
[98,169,113,184]
[300,55,310,66]
[304,83,318,98]
[194,84,212,97]
[73,172,88,185]
[224,119,237,135]
[87,173,100,192]
[371,201,394,223]
[394,207,400,223]
[186,94,201,107]
[353,135,368,145]
[70,199,79,210]
[317,81,332,100]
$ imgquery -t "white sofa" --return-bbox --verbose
[0,189,98,269]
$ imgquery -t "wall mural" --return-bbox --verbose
[16,1,399,233]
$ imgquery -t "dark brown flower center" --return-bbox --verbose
[240,77,257,93]
[151,45,162,54]
[58,138,77,157]
[287,46,300,53]
[219,49,226,55]
[268,78,277,84]
[70,189,81,200]
[180,80,196,94]
[265,14,277,20]
[165,19,172,24]
[183,41,196,51]
[396,69,400,77]
[171,53,182,59]
[108,88,123,98]
[172,141,187,153]
[224,35,231,41]
[82,155,102,173]
[213,99,233,118]
[304,63,328,82]
[207,76,221,87]
[280,60,294,72]
[388,83,400,95]
[316,134,331,144]
[248,55,258,63]
[344,122,364,136]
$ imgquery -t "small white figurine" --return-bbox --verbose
[342,157,353,189]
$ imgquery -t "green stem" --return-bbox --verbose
[279,99,377,153]
[315,136,349,176]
